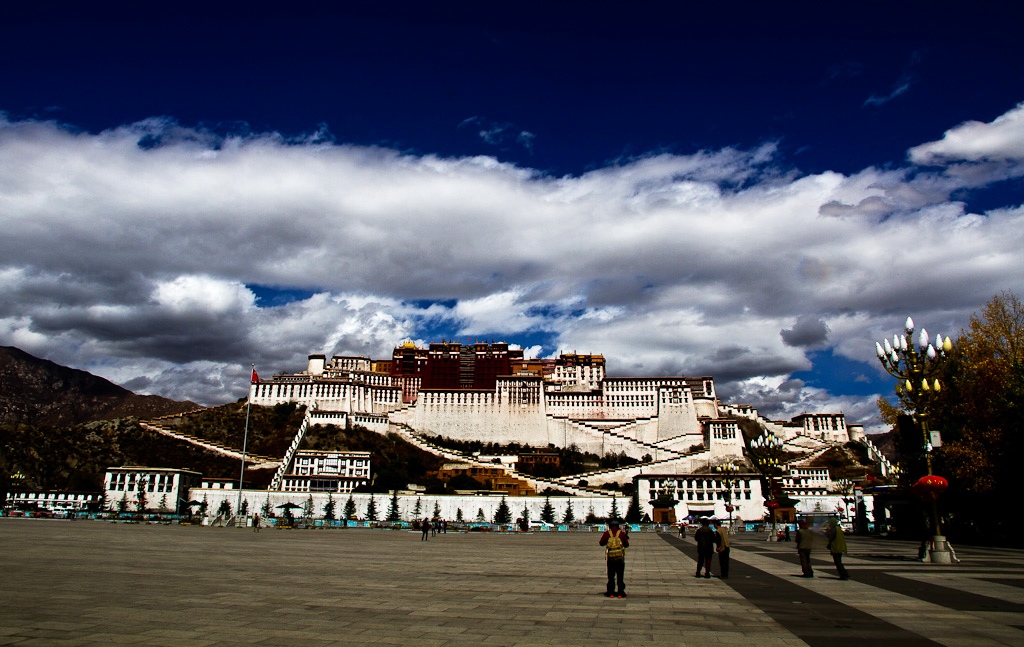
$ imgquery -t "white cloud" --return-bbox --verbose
[1,110,1023,432]
[152,275,255,314]
[909,102,1024,164]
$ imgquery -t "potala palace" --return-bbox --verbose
[218,341,890,527]
[250,342,866,458]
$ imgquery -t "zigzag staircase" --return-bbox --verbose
[388,422,607,497]
[139,421,280,469]
[269,405,316,490]
[556,417,686,462]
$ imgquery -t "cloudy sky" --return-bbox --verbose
[2,5,1022,432]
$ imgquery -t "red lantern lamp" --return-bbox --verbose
[725,505,734,512]
[765,500,780,510]
[911,475,948,500]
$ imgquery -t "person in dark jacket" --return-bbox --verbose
[796,520,814,577]
[714,522,731,579]
[599,519,630,597]
[694,517,715,578]
[825,519,849,580]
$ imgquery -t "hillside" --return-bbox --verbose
[0,346,200,426]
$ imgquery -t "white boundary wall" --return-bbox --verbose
[191,488,627,523]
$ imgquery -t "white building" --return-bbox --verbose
[637,472,765,523]
[104,466,202,515]
[4,491,101,515]
[280,450,371,493]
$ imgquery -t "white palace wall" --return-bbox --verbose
[192,488,624,524]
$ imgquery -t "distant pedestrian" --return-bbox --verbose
[599,519,629,597]
[784,526,791,542]
[796,520,813,577]
[825,519,849,580]
[421,518,431,541]
[694,517,715,578]
[678,523,686,539]
[252,513,260,533]
[715,523,731,579]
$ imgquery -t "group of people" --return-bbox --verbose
[797,518,849,579]
[600,515,851,597]
[693,517,731,578]
[420,517,447,540]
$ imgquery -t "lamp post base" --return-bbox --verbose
[927,535,953,564]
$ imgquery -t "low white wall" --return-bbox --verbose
[189,488,628,524]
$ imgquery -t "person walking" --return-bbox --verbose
[796,520,813,577]
[714,522,731,579]
[678,522,686,539]
[825,518,849,580]
[599,519,629,598]
[421,517,431,541]
[694,517,715,578]
[252,512,261,533]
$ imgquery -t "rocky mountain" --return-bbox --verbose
[0,346,200,426]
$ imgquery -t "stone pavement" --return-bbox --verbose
[1,519,1023,646]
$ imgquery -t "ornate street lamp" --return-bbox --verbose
[835,478,856,528]
[715,462,739,531]
[749,431,784,541]
[875,316,953,563]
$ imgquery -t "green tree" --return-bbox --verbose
[521,504,530,525]
[625,489,641,523]
[366,496,378,521]
[217,499,232,517]
[262,494,272,518]
[476,508,486,523]
[344,495,357,521]
[610,496,620,520]
[387,491,401,522]
[433,501,442,519]
[239,499,249,517]
[323,493,336,521]
[540,495,555,523]
[117,492,128,515]
[413,497,422,517]
[494,498,512,524]
[158,494,169,514]
[561,499,575,524]
[928,292,1024,543]
[200,494,209,516]
[135,478,148,512]
[303,494,314,520]
[456,508,463,522]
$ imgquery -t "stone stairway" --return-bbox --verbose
[557,417,685,461]
[269,406,316,490]
[139,421,280,469]
[388,422,607,497]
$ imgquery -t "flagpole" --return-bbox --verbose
[236,364,253,522]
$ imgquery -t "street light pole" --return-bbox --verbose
[715,462,738,531]
[750,431,784,541]
[237,364,255,526]
[875,317,953,563]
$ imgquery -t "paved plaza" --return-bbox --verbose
[2,519,1024,646]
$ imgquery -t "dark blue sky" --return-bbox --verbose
[5,3,1022,179]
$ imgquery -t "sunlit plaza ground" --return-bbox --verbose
[2,518,1023,646]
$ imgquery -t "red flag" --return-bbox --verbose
[251,368,259,383]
